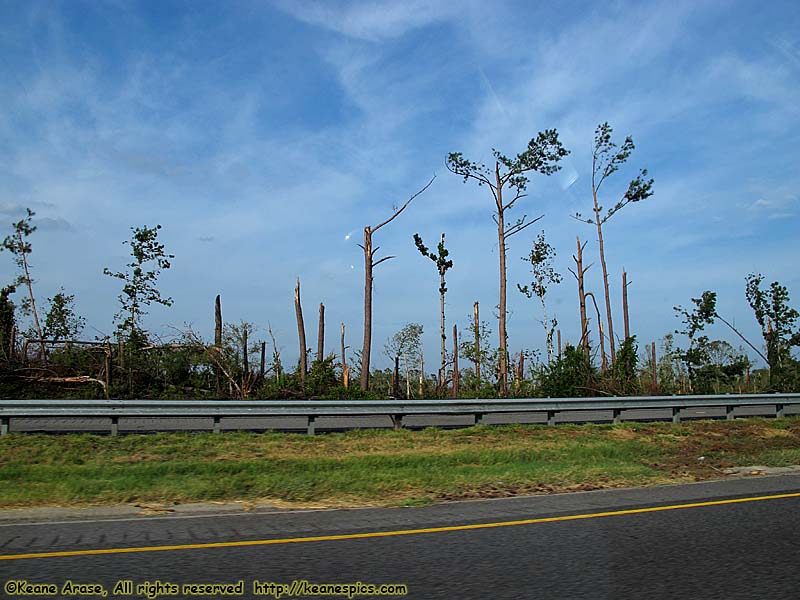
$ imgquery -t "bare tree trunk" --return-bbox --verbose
[361,227,373,391]
[439,270,446,387]
[418,347,424,397]
[10,324,16,360]
[214,295,222,346]
[268,323,282,383]
[650,341,657,391]
[473,301,481,383]
[405,355,410,400]
[392,355,400,398]
[242,327,249,374]
[317,303,325,363]
[515,351,524,393]
[557,329,562,357]
[452,323,459,398]
[294,278,307,388]
[359,177,435,391]
[622,270,630,341]
[586,292,607,372]
[260,341,266,378]
[340,322,347,386]
[592,188,616,363]
[214,295,222,394]
[104,341,112,392]
[571,237,591,355]
[497,202,509,395]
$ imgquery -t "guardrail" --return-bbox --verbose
[1,393,799,435]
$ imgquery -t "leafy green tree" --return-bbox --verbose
[447,130,569,394]
[384,323,424,398]
[674,291,717,391]
[575,123,654,364]
[43,288,85,341]
[745,273,800,389]
[104,225,174,342]
[1,209,45,354]
[0,285,16,360]
[537,344,596,398]
[413,232,453,385]
[518,230,562,364]
[606,335,640,395]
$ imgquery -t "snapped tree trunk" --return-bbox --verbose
[452,323,459,398]
[242,327,249,374]
[392,355,400,398]
[473,301,481,383]
[214,295,222,346]
[418,347,424,397]
[340,321,348,387]
[214,294,222,394]
[260,341,266,378]
[294,278,307,388]
[571,236,591,355]
[317,303,325,363]
[592,187,616,363]
[622,270,630,341]
[650,341,657,391]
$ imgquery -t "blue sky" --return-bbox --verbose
[0,0,798,369]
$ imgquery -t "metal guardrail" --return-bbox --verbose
[1,393,799,435]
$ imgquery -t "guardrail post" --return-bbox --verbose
[213,416,221,434]
[1,417,8,436]
[474,413,484,426]
[307,416,316,436]
[547,411,556,426]
[776,404,785,419]
[612,408,622,424]
[110,417,119,437]
[392,414,404,430]
[726,406,734,420]
[672,408,681,424]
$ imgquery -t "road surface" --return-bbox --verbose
[1,474,799,598]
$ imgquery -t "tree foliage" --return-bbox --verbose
[745,273,800,389]
[104,225,174,341]
[43,289,85,341]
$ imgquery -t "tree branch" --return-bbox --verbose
[372,255,396,268]
[372,175,436,233]
[505,214,544,238]
[715,313,769,364]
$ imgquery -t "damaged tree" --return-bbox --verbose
[574,123,654,364]
[359,176,435,390]
[413,232,453,386]
[448,130,568,394]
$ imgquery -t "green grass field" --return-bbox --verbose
[2,418,799,509]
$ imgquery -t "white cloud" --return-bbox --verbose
[274,0,458,42]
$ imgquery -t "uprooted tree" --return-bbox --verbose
[447,130,568,394]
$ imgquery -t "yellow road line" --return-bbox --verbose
[2,492,799,561]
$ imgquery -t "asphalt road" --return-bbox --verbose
[2,475,800,599]
[8,404,799,433]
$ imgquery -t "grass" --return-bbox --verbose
[1,418,800,509]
